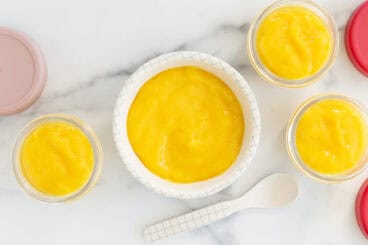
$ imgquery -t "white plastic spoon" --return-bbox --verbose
[144,173,298,242]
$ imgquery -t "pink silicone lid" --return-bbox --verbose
[345,1,368,76]
[0,27,47,115]
[356,178,368,239]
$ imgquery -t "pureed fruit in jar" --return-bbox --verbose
[296,99,368,175]
[256,5,332,80]
[20,121,94,196]
[127,66,244,183]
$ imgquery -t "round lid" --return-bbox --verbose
[0,27,46,115]
[345,1,368,76]
[356,178,368,238]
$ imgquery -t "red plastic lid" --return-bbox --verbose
[0,27,47,115]
[356,178,368,238]
[345,1,368,76]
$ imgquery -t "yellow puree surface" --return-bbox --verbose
[296,99,368,175]
[256,6,332,80]
[127,66,244,183]
[21,122,94,196]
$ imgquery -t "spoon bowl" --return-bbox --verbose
[234,173,299,210]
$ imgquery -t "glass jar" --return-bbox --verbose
[286,94,368,183]
[13,114,103,202]
[247,0,339,88]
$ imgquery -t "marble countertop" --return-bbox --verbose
[0,0,367,244]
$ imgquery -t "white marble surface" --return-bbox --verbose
[0,0,367,244]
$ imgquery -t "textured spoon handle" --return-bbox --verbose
[144,201,234,242]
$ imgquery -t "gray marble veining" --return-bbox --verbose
[0,0,367,244]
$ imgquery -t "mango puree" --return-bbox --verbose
[21,121,94,196]
[296,99,368,175]
[127,66,244,183]
[256,6,332,80]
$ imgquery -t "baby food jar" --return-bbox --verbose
[286,94,368,183]
[13,114,103,203]
[247,0,339,88]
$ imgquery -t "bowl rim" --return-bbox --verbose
[112,51,260,199]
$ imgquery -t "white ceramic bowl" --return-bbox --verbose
[113,51,260,199]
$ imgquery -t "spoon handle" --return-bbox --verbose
[144,200,236,242]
